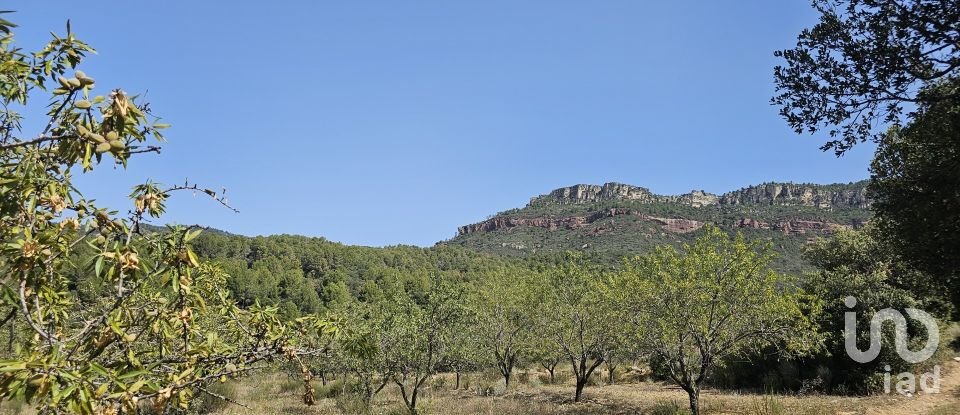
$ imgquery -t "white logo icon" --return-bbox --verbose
[843,296,939,364]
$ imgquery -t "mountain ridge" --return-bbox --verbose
[445,180,872,272]
[528,180,870,210]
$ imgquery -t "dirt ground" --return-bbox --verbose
[862,358,960,415]
[1,360,958,414]
[197,359,960,415]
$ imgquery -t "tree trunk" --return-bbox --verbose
[499,355,515,389]
[409,387,418,415]
[455,371,461,390]
[574,377,586,402]
[687,385,700,415]
[319,370,327,386]
[606,361,617,385]
[548,366,555,384]
[398,380,420,415]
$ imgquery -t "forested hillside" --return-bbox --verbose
[190,232,522,317]
[184,180,872,319]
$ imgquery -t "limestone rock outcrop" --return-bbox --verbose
[528,181,868,209]
[457,208,705,236]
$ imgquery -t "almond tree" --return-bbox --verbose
[380,275,466,415]
[0,15,333,414]
[469,269,537,389]
[609,227,816,415]
[538,253,617,402]
[337,301,391,406]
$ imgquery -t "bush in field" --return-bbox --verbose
[0,15,334,414]
[799,228,941,394]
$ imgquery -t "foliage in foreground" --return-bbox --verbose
[0,16,333,414]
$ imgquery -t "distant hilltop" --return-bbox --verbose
[447,180,872,273]
[530,181,870,210]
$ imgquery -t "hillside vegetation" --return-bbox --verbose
[447,181,872,273]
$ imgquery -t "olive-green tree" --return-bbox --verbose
[437,311,485,391]
[0,16,333,414]
[610,227,816,415]
[380,275,466,414]
[538,253,617,402]
[337,301,391,406]
[468,269,537,389]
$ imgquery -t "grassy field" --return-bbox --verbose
[2,362,957,415]
[183,362,958,415]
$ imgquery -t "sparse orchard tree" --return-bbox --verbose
[469,269,537,389]
[537,354,561,385]
[0,16,334,414]
[380,275,466,415]
[609,227,817,415]
[538,253,617,402]
[337,301,392,406]
[438,312,485,391]
[599,324,633,386]
[525,328,562,384]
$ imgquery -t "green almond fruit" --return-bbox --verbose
[58,77,72,89]
[79,76,95,86]
[67,78,81,88]
[105,131,119,141]
[109,140,125,151]
[75,70,86,79]
[95,142,111,153]
[74,100,92,109]
[90,133,106,144]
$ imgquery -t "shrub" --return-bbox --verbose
[189,381,240,414]
[750,395,786,415]
[649,400,691,415]
[335,394,371,414]
[473,378,506,397]
[279,376,306,394]
[315,378,347,399]
[760,371,782,392]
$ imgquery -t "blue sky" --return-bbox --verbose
[10,1,876,247]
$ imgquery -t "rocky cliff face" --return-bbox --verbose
[529,181,868,209]
[533,183,662,205]
[456,181,870,238]
[458,208,705,235]
[719,183,869,209]
[450,181,872,272]
[734,217,863,236]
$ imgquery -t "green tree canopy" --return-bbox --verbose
[869,82,960,314]
[0,16,332,414]
[773,0,960,154]
[610,227,816,415]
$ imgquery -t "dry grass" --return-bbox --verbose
[2,366,959,414]
[200,371,873,415]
